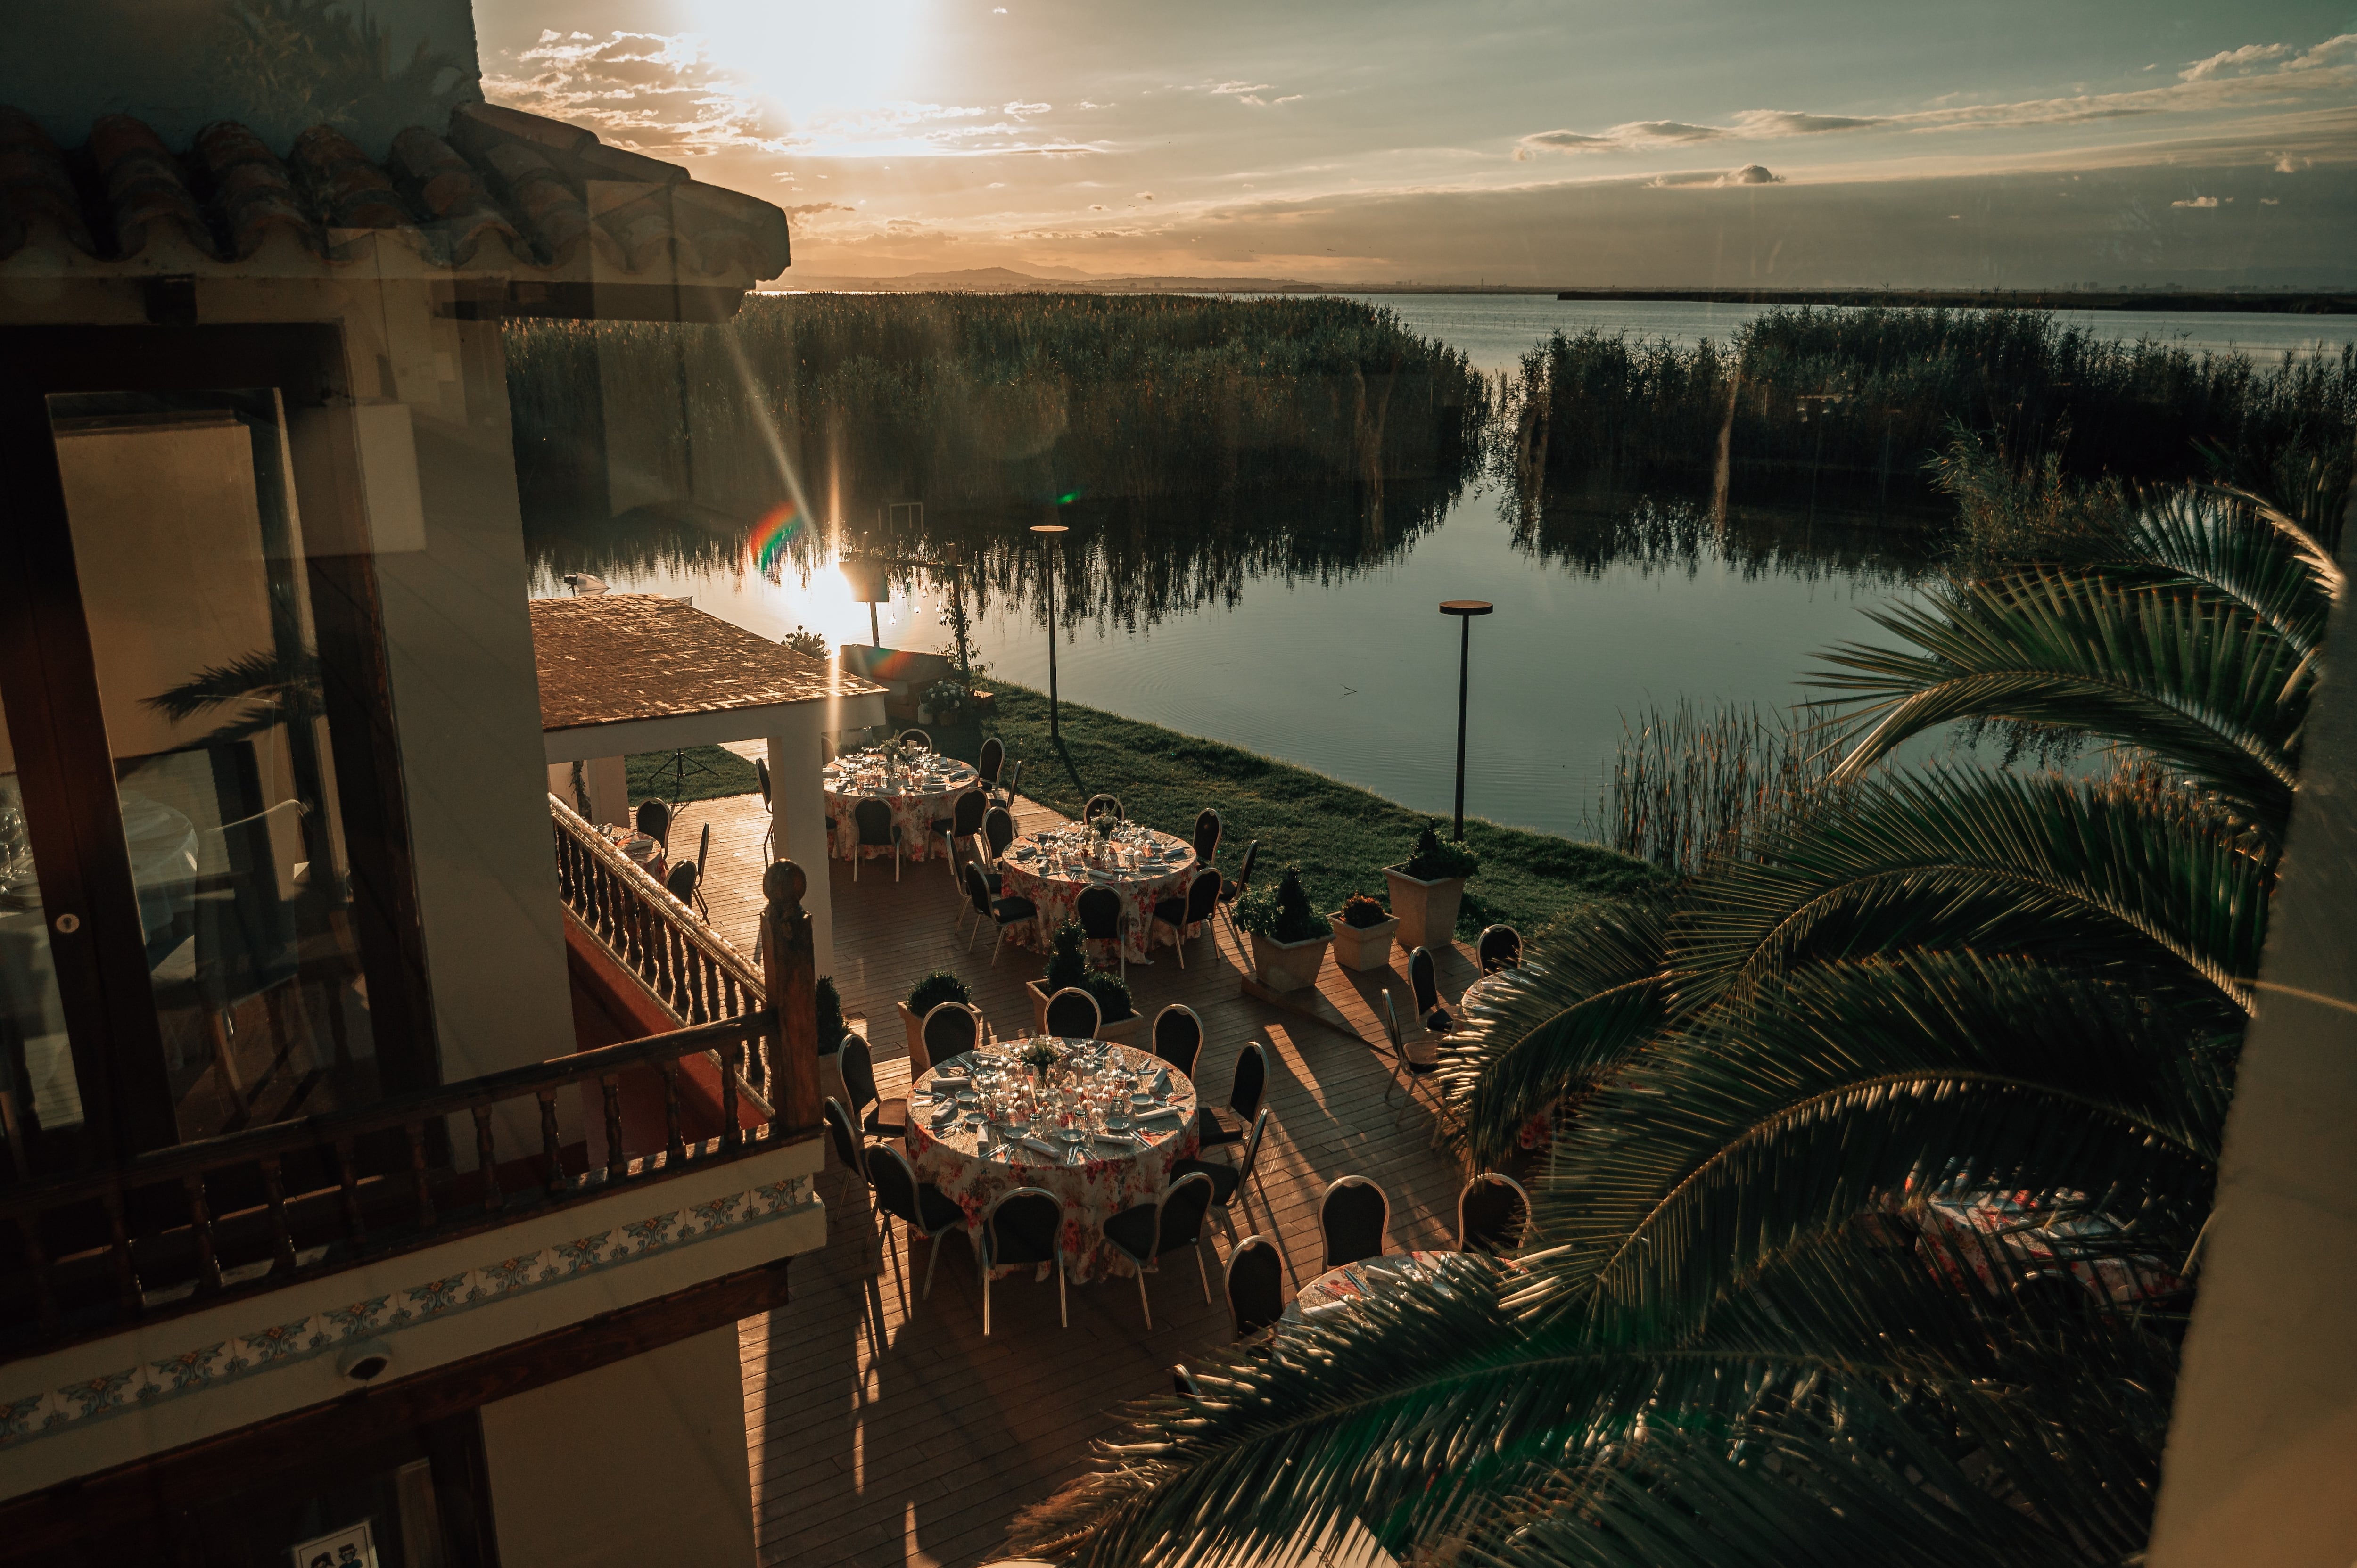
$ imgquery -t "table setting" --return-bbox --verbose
[905,1036,1200,1281]
[821,745,980,863]
[995,819,1199,962]
[595,822,668,881]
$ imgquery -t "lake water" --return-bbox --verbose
[537,296,2355,842]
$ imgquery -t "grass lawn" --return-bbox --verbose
[943,683,1664,938]
[626,745,761,805]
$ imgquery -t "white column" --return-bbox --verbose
[767,715,835,979]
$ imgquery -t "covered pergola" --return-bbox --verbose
[529,594,888,971]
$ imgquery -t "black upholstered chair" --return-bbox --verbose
[1150,1003,1203,1078]
[1225,1235,1285,1340]
[852,796,902,882]
[1148,866,1223,968]
[1198,1039,1268,1151]
[1043,986,1101,1040]
[1319,1174,1390,1272]
[1457,1171,1533,1254]
[1103,1172,1217,1330]
[979,1187,1067,1334]
[964,862,1038,966]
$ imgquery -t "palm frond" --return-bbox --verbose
[144,647,323,724]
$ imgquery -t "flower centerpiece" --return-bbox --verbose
[1328,891,1400,972]
[1018,1038,1063,1086]
[1235,863,1334,992]
[1384,821,1479,952]
[875,735,914,781]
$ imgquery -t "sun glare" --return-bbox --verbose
[684,0,926,118]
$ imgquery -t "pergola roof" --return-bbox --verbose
[531,594,885,757]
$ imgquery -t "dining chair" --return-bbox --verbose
[1475,923,1523,975]
[898,728,932,752]
[756,756,773,813]
[1382,991,1447,1138]
[1148,866,1223,968]
[977,735,1005,789]
[1074,885,1129,979]
[1198,1039,1268,1151]
[1175,1106,1272,1240]
[852,796,902,883]
[979,1187,1067,1334]
[1191,807,1222,866]
[1409,946,1456,1034]
[664,857,700,910]
[634,797,671,849]
[934,788,988,883]
[1082,792,1123,823]
[1149,1003,1203,1078]
[867,1143,966,1300]
[1319,1175,1390,1272]
[1215,840,1259,948]
[1043,985,1101,1040]
[1457,1171,1533,1254]
[1170,1364,1201,1396]
[1102,1171,1216,1330]
[839,1034,907,1140]
[1225,1234,1285,1340]
[964,862,1038,966]
[920,1001,982,1076]
[982,804,1018,867]
[823,1095,868,1185]
[997,758,1023,809]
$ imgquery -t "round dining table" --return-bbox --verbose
[821,751,980,863]
[905,1037,1200,1283]
[995,821,1200,962]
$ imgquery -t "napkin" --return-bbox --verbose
[930,1102,960,1127]
[1009,1134,1066,1159]
[1151,1067,1173,1097]
[931,1073,971,1090]
[1136,1110,1184,1132]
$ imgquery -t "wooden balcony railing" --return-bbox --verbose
[0,858,827,1364]
[550,794,772,1081]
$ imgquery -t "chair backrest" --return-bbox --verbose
[1192,807,1223,864]
[1476,924,1523,975]
[951,788,988,837]
[1156,1171,1216,1255]
[899,728,931,752]
[964,861,998,918]
[1003,758,1023,802]
[984,805,1017,859]
[1082,793,1122,823]
[664,859,700,904]
[865,1143,923,1229]
[839,1034,880,1116]
[1383,990,1405,1053]
[1226,1235,1285,1338]
[1228,839,1259,897]
[978,735,1005,786]
[823,1096,865,1178]
[1181,865,1222,924]
[1074,885,1123,941]
[923,1001,982,1065]
[1043,986,1101,1040]
[756,755,772,805]
[1171,1364,1200,1397]
[635,798,670,846]
[1230,1040,1268,1120]
[1151,1004,1203,1077]
[1234,1106,1274,1190]
[1409,946,1441,1014]
[1458,1172,1533,1254]
[854,796,896,845]
[1320,1175,1390,1271]
[984,1188,1063,1267]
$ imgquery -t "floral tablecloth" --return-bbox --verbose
[905,1038,1199,1283]
[1909,1190,2186,1306]
[1283,1251,1442,1324]
[996,823,1200,962]
[821,752,980,863]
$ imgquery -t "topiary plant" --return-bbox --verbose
[815,974,845,1055]
[1083,969,1135,1023]
[906,969,971,1016]
[1340,893,1390,929]
[1404,820,1479,881]
[1044,921,1090,992]
[1239,865,1325,943]
[783,625,829,660]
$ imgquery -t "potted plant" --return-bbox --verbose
[1026,922,1143,1042]
[1235,865,1333,992]
[898,969,972,1075]
[1328,892,1399,972]
[920,677,975,731]
[1384,822,1479,952]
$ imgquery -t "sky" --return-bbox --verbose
[474,1,2357,286]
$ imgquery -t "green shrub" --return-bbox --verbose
[1340,893,1390,928]
[1044,921,1090,991]
[1238,865,1325,942]
[1083,969,1135,1023]
[1404,822,1480,881]
[906,969,971,1015]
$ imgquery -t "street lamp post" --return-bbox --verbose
[1031,523,1069,739]
[1440,600,1493,842]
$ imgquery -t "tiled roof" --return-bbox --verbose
[0,101,789,286]
[530,595,886,735]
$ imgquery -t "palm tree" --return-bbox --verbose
[1007,485,2325,1567]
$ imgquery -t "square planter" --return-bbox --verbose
[1384,866,1467,953]
[1329,911,1401,971]
[1249,929,1334,992]
[896,1001,933,1077]
[1025,977,1143,1043]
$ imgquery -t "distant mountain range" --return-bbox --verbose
[758,268,1538,295]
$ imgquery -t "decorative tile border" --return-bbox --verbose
[0,1174,815,1453]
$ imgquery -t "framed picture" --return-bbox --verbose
[290,1519,377,1568]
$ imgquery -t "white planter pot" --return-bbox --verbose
[1384,866,1467,953]
[1249,929,1334,992]
[897,1001,931,1076]
[1328,912,1401,971]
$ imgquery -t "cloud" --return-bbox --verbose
[2169,195,2220,207]
[1003,101,1052,117]
[2261,197,2281,205]
[1721,163,1781,184]
[2181,42,2296,80]
[1135,191,1155,200]
[1729,110,1887,136]
[1089,203,1107,211]
[2275,153,2305,172]
[783,202,852,217]
[1649,164,1784,187]
[1209,81,1273,96]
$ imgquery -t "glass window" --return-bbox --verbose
[0,684,80,1153]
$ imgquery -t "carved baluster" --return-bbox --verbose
[259,1156,299,1272]
[473,1105,503,1212]
[601,1075,628,1180]
[332,1136,367,1245]
[183,1174,223,1295]
[719,1037,743,1150]
[758,860,824,1134]
[100,1190,138,1313]
[658,1059,687,1164]
[14,1214,58,1330]
[404,1121,436,1230]
[536,1090,566,1197]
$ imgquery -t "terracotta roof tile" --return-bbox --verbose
[529,595,885,735]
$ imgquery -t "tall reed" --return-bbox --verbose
[1604,699,1837,876]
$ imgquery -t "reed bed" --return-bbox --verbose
[1603,699,1838,876]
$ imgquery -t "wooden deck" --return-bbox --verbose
[656,788,1482,1567]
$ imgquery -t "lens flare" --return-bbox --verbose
[744,502,802,577]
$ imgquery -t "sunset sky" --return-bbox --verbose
[476,2,2357,286]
